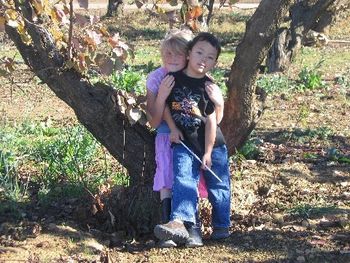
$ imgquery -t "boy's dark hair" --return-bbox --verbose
[188,32,221,60]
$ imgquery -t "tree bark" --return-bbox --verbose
[106,0,124,17]
[205,0,215,26]
[312,0,350,32]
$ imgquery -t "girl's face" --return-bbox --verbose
[186,40,217,78]
[161,48,187,72]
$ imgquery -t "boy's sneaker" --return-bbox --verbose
[211,227,230,240]
[158,239,177,248]
[154,220,189,244]
[185,225,203,248]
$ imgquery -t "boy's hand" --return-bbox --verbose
[169,127,184,143]
[205,81,223,107]
[201,152,212,170]
[158,75,175,100]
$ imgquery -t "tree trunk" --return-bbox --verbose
[106,0,124,17]
[221,0,292,154]
[267,27,294,73]
[206,0,215,27]
[6,17,158,233]
[312,0,350,32]
[267,0,337,73]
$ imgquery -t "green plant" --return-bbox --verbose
[0,150,27,201]
[284,127,333,143]
[297,103,310,127]
[210,67,228,96]
[257,73,293,94]
[110,67,146,95]
[288,204,337,219]
[237,138,262,160]
[327,148,350,164]
[303,152,318,159]
[297,60,326,91]
[1,120,127,203]
[335,74,350,88]
[33,126,98,188]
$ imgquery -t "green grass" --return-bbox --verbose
[131,45,160,67]
[293,46,350,75]
[288,204,338,219]
[0,120,129,203]
[279,127,334,144]
[257,73,292,94]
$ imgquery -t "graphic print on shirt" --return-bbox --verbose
[171,86,202,132]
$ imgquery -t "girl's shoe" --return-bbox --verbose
[185,225,203,247]
[211,227,230,240]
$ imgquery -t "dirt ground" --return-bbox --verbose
[1,4,350,263]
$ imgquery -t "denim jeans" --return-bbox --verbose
[171,144,231,228]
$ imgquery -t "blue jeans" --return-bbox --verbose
[170,144,231,228]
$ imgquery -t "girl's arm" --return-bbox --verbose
[163,106,183,143]
[146,75,175,128]
[205,81,224,124]
[202,112,216,170]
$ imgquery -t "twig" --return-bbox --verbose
[179,141,222,183]
[68,0,74,59]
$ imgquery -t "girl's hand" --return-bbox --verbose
[169,127,184,143]
[201,152,212,170]
[158,75,175,100]
[205,81,223,107]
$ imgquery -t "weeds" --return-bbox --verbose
[335,74,350,89]
[239,138,261,160]
[0,121,128,203]
[110,67,146,95]
[297,103,310,127]
[327,148,350,164]
[33,125,98,187]
[0,150,27,201]
[231,137,262,168]
[282,126,333,143]
[210,67,228,96]
[296,60,326,91]
[288,204,337,219]
[257,74,292,94]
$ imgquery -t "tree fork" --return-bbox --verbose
[267,0,337,73]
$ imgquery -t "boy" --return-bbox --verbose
[154,32,231,245]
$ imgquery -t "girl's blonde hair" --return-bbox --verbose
[160,29,194,56]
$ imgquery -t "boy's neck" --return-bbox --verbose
[183,68,206,79]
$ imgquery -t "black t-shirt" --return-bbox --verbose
[167,70,226,155]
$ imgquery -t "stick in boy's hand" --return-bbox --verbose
[179,141,223,183]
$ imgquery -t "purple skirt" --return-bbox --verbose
[153,134,173,191]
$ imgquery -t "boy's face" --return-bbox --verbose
[186,40,218,78]
[161,48,187,72]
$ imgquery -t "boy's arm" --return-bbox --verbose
[202,112,217,170]
[146,75,175,128]
[205,81,224,124]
